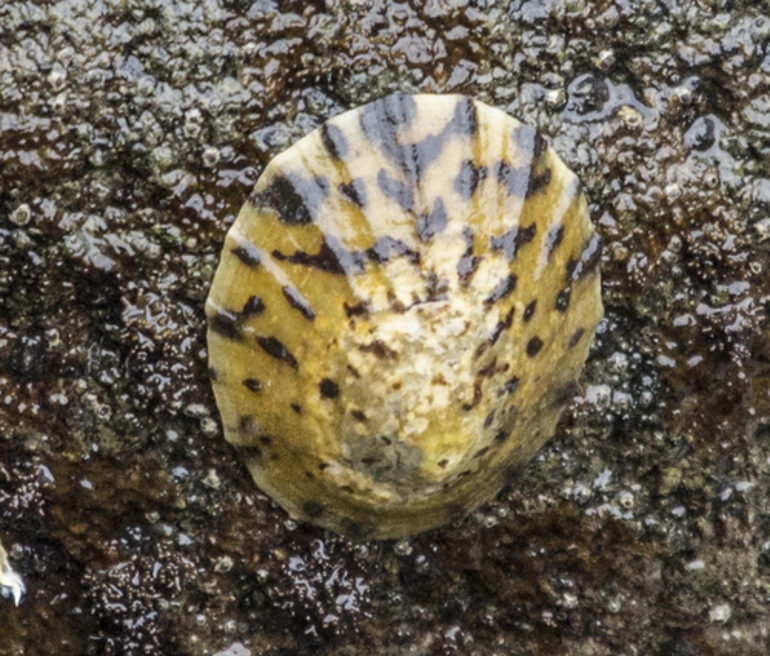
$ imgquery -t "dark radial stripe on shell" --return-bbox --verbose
[282,285,315,320]
[416,198,448,243]
[484,274,518,306]
[490,224,536,261]
[377,168,413,211]
[273,237,364,276]
[321,123,348,160]
[446,96,479,137]
[547,224,565,256]
[495,161,533,198]
[513,124,548,162]
[570,233,603,280]
[491,306,516,344]
[231,242,262,268]
[209,309,242,341]
[253,173,330,225]
[454,160,488,199]
[368,236,419,265]
[256,336,298,368]
[241,295,266,317]
[243,378,263,392]
[360,95,444,182]
[338,178,367,208]
[526,168,552,197]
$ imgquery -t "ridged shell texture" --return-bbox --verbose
[206,94,603,539]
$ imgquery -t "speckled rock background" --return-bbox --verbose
[1,0,769,654]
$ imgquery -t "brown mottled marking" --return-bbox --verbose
[484,409,496,428]
[500,376,520,396]
[243,378,263,393]
[319,378,340,399]
[351,409,367,423]
[491,306,516,344]
[495,160,529,197]
[359,340,398,360]
[344,301,370,318]
[569,327,585,348]
[526,337,544,357]
[494,429,510,442]
[556,286,571,312]
[256,336,298,368]
[208,367,218,381]
[523,300,537,322]
[457,252,482,287]
[291,403,302,414]
[474,446,490,458]
[462,379,483,411]
[346,364,361,378]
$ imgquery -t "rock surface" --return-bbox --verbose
[1,1,769,654]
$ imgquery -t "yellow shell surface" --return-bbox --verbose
[206,94,603,539]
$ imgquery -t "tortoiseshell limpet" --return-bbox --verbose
[206,94,603,540]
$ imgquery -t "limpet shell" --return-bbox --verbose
[206,94,603,539]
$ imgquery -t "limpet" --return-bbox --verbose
[206,94,603,539]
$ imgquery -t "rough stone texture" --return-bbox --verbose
[0,0,769,654]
